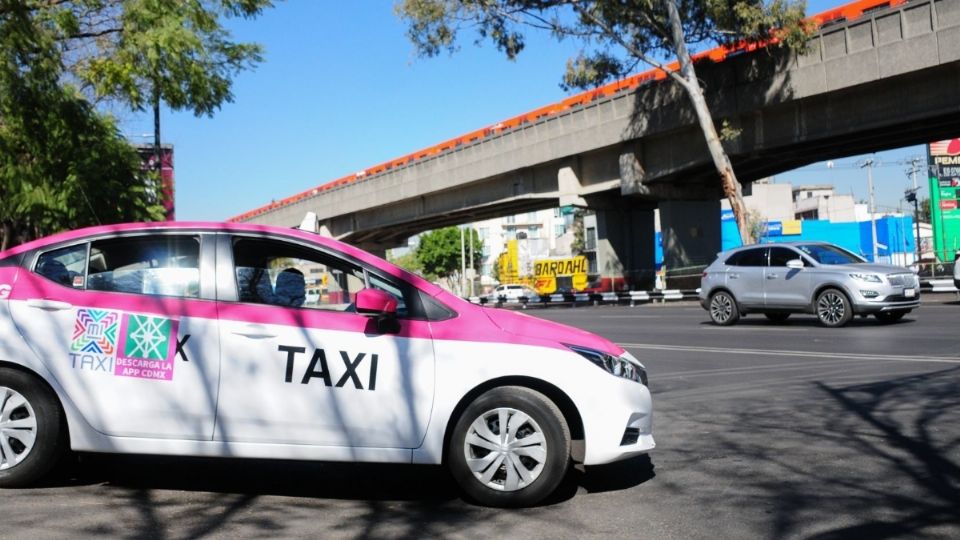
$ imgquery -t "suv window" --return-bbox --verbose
[727,248,767,267]
[35,244,87,288]
[86,236,200,298]
[769,247,801,267]
[232,238,408,316]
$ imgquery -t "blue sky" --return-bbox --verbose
[122,0,929,222]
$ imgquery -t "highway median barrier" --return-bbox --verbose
[467,289,701,309]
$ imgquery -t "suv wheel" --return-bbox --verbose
[709,291,740,326]
[815,289,853,328]
[448,386,570,507]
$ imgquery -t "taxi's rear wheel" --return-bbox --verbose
[0,368,67,488]
[448,386,570,507]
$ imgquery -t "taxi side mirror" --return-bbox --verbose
[786,259,804,269]
[356,288,397,316]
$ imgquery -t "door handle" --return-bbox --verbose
[230,324,277,339]
[766,274,778,279]
[729,273,740,279]
[26,298,73,311]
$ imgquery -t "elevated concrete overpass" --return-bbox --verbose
[235,0,960,286]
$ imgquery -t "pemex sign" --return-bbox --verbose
[927,139,960,261]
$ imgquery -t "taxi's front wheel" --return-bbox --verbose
[448,386,570,507]
[0,368,67,488]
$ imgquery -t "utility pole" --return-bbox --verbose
[905,157,924,264]
[860,159,879,262]
[460,225,466,296]
[468,225,474,297]
[905,188,922,264]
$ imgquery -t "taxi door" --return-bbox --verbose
[8,233,221,440]
[212,234,435,449]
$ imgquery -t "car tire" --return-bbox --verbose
[764,313,791,323]
[815,289,853,328]
[448,386,570,508]
[708,291,740,326]
[0,368,67,488]
[875,310,907,323]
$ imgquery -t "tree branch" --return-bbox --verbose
[569,0,694,92]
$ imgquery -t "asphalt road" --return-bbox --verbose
[3,296,960,539]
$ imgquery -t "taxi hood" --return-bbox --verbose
[481,306,625,357]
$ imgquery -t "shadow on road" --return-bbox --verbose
[26,451,654,537]
[693,366,960,539]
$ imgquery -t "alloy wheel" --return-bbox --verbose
[817,292,846,325]
[710,294,733,323]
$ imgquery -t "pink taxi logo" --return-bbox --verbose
[0,284,10,299]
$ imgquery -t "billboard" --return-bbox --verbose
[927,139,960,261]
[136,145,175,221]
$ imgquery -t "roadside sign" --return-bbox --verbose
[928,138,960,261]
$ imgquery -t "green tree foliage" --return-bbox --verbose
[0,1,165,250]
[0,0,272,250]
[44,0,272,118]
[416,226,484,279]
[388,250,429,279]
[397,0,810,245]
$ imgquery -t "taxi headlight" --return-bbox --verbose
[565,344,647,385]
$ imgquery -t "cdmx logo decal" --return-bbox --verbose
[71,309,120,356]
[124,315,172,361]
[69,309,179,381]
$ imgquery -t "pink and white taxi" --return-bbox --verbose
[0,222,653,506]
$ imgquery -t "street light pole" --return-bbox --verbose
[861,159,879,262]
[460,225,466,296]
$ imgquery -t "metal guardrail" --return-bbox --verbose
[469,278,960,308]
[468,290,702,308]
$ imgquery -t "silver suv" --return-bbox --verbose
[954,251,960,291]
[699,242,920,327]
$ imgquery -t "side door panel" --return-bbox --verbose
[726,248,767,307]
[764,247,811,307]
[215,306,435,447]
[213,234,435,449]
[7,234,220,440]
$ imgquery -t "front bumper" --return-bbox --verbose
[850,289,920,313]
[580,359,655,465]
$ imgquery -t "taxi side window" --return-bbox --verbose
[35,244,87,288]
[86,236,201,298]
[233,238,358,311]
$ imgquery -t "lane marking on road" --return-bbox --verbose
[593,315,687,319]
[617,342,960,364]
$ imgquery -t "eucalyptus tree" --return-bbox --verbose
[397,0,810,244]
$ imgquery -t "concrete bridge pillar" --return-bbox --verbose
[658,200,722,287]
[585,195,658,291]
